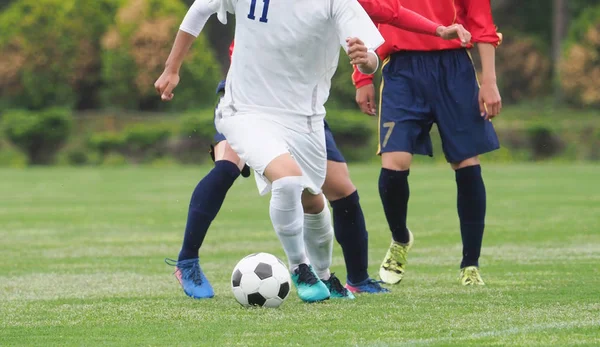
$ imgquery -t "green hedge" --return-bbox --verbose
[1,106,598,167]
[2,108,73,164]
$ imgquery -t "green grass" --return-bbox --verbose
[1,164,599,346]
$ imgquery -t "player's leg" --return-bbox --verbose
[376,53,434,285]
[265,154,330,302]
[166,141,245,299]
[165,81,248,299]
[301,188,354,299]
[219,114,328,302]
[321,122,388,294]
[433,49,500,285]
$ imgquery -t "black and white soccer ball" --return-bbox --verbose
[231,252,291,308]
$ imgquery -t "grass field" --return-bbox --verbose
[1,163,599,346]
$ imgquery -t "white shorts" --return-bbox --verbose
[216,112,326,196]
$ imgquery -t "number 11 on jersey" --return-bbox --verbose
[247,0,270,23]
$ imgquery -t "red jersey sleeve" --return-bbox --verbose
[357,0,439,36]
[352,65,374,89]
[460,0,502,46]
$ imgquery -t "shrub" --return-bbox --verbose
[179,109,217,140]
[560,5,600,108]
[122,124,171,156]
[101,0,222,111]
[2,108,73,165]
[0,0,122,110]
[88,123,173,163]
[172,109,217,164]
[526,124,564,160]
[325,109,377,162]
[88,132,126,156]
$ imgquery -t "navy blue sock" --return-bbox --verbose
[455,165,486,268]
[330,190,369,284]
[378,168,410,243]
[178,160,240,261]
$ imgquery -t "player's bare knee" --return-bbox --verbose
[382,152,412,171]
[323,161,356,201]
[451,156,480,170]
[264,153,303,182]
[302,191,325,214]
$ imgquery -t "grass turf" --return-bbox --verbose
[1,163,599,346]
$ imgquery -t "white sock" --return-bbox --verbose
[269,176,308,271]
[303,201,333,280]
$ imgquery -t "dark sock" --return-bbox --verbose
[378,168,410,243]
[178,160,240,261]
[330,190,369,284]
[455,165,486,268]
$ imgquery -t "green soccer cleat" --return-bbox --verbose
[291,264,330,303]
[322,273,355,299]
[459,266,485,286]
[379,230,414,284]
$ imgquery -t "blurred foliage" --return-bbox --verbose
[0,0,599,116]
[560,5,600,108]
[2,108,72,164]
[0,0,122,110]
[493,0,597,44]
[471,31,552,104]
[89,123,173,163]
[101,0,221,111]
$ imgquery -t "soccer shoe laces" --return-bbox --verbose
[463,267,482,285]
[327,274,346,294]
[165,258,203,285]
[295,264,319,286]
[383,244,408,274]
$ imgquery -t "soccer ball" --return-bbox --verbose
[231,252,291,308]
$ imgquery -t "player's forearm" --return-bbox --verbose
[358,0,439,36]
[357,51,379,75]
[165,0,217,73]
[477,43,496,83]
[164,30,196,73]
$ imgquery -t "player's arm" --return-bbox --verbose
[155,0,222,101]
[347,39,379,75]
[332,0,384,75]
[357,0,471,44]
[462,0,502,118]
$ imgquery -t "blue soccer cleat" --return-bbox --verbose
[291,264,330,303]
[165,258,214,299]
[345,278,391,294]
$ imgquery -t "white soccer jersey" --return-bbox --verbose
[181,0,384,118]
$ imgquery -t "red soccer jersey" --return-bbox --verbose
[353,0,502,88]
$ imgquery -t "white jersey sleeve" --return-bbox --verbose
[331,0,384,53]
[180,0,237,37]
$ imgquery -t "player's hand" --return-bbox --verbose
[356,84,376,116]
[478,81,502,120]
[436,24,471,46]
[346,37,369,66]
[154,70,180,101]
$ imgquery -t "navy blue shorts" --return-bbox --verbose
[212,81,345,163]
[378,49,499,163]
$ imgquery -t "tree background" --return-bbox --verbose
[0,0,599,166]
